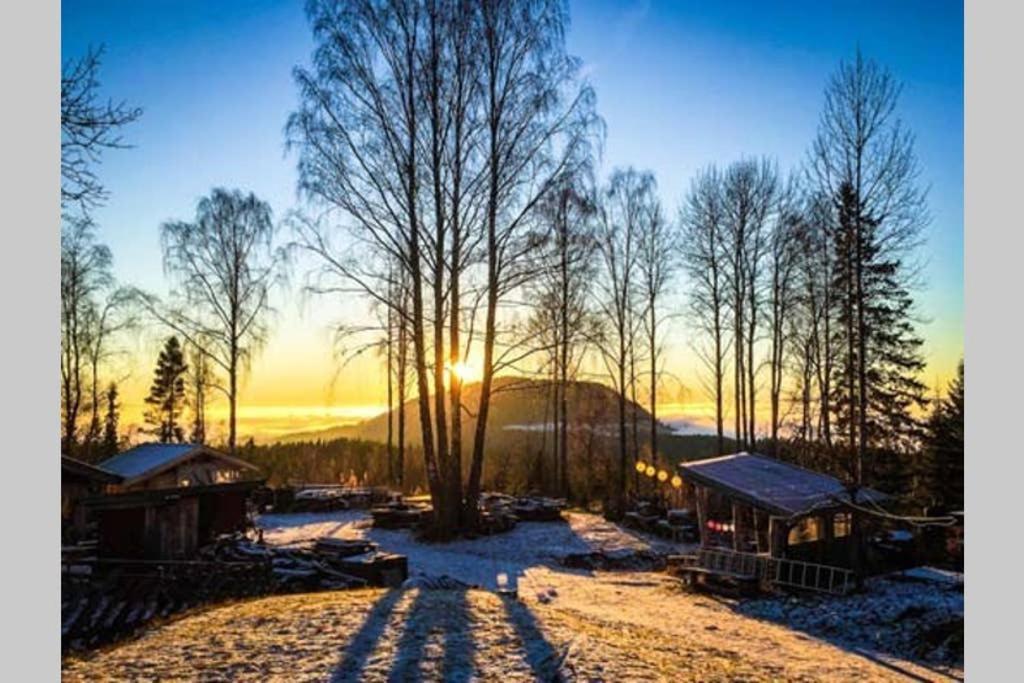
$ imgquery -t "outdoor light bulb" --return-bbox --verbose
[671,475,682,488]
[635,461,647,473]
[657,470,668,482]
[645,465,656,477]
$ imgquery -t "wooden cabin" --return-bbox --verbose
[84,479,263,560]
[677,452,887,568]
[81,444,264,560]
[61,456,123,542]
[98,443,260,492]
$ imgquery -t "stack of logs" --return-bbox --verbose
[371,501,434,530]
[370,494,566,535]
[62,533,408,653]
[254,486,394,514]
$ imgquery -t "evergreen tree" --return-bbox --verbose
[829,182,928,483]
[100,382,120,458]
[144,336,188,443]
[920,361,964,512]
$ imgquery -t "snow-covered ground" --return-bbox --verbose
[63,511,963,682]
[259,510,683,590]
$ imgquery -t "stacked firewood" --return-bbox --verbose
[62,534,408,653]
[253,485,394,514]
[482,492,567,523]
[371,501,433,529]
[508,495,566,522]
[61,558,275,652]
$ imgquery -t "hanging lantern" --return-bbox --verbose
[657,470,668,482]
[635,460,647,473]
[671,475,683,488]
[645,465,656,477]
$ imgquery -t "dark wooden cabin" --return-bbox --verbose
[678,452,887,568]
[80,444,264,560]
[62,456,123,542]
[84,479,264,560]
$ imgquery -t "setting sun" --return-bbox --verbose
[449,360,481,383]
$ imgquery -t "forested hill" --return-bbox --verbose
[272,376,728,464]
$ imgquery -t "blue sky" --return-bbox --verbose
[62,0,963,425]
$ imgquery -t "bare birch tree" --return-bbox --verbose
[141,188,283,455]
[61,46,142,215]
[593,168,655,518]
[681,167,729,455]
[637,192,676,465]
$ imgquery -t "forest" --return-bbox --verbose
[61,0,963,539]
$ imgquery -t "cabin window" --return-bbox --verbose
[833,512,851,538]
[787,517,820,545]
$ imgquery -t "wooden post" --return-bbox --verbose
[821,513,835,564]
[732,502,744,552]
[752,509,763,553]
[768,516,788,558]
[694,485,708,547]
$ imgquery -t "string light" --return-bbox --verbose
[671,475,682,488]
[635,461,647,473]
[645,465,656,477]
[657,470,668,482]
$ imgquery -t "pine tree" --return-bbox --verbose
[144,336,188,443]
[920,361,964,512]
[830,182,928,484]
[100,382,120,458]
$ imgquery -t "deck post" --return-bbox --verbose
[768,516,787,559]
[694,485,708,547]
[732,502,744,552]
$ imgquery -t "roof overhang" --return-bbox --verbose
[116,445,260,488]
[82,479,265,510]
[61,456,123,484]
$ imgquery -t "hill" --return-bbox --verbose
[274,376,730,465]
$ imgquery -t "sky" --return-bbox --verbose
[62,0,964,440]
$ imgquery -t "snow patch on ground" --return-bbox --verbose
[739,573,964,672]
[257,510,685,590]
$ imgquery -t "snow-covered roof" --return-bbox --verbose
[99,443,258,486]
[678,452,887,517]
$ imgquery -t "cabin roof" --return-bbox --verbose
[98,443,259,486]
[61,455,123,484]
[678,452,888,517]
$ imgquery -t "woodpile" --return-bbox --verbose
[62,532,409,653]
[371,502,433,529]
[62,558,275,652]
[255,485,395,514]
[624,504,698,543]
[481,492,566,524]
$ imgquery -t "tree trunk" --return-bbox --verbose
[649,293,658,468]
[229,338,237,455]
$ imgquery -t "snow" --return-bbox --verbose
[739,572,963,673]
[899,566,964,586]
[258,510,684,590]
[62,510,964,681]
